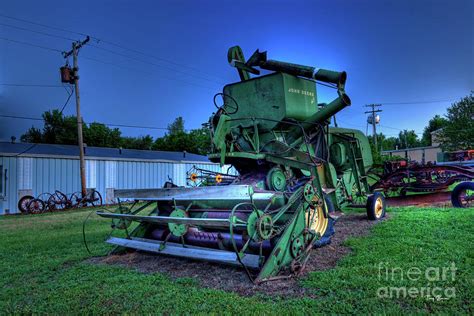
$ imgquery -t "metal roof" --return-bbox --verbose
[0,142,212,163]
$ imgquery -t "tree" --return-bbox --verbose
[438,94,474,151]
[167,117,185,135]
[20,127,42,143]
[153,117,211,155]
[83,123,122,148]
[20,111,212,155]
[120,135,154,150]
[397,130,421,149]
[421,115,448,146]
[381,136,398,151]
[45,110,79,144]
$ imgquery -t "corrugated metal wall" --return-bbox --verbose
[0,156,232,215]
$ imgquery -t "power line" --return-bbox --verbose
[59,87,74,114]
[0,83,64,88]
[12,143,39,157]
[379,124,423,134]
[0,19,224,86]
[0,36,62,53]
[81,55,218,91]
[0,22,76,41]
[0,13,227,82]
[0,36,219,91]
[0,13,89,38]
[379,98,456,105]
[0,114,169,130]
[89,44,224,86]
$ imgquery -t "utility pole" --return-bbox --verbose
[365,104,382,149]
[62,36,90,198]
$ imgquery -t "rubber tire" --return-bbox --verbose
[366,192,386,220]
[18,195,34,214]
[451,181,474,208]
[313,195,336,248]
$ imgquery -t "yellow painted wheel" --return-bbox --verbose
[306,197,329,236]
[367,192,386,220]
[374,197,384,218]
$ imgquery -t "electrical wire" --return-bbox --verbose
[381,98,456,105]
[0,36,62,53]
[89,44,224,86]
[0,13,89,37]
[0,83,64,88]
[59,86,74,114]
[0,114,170,130]
[82,55,218,91]
[1,18,225,85]
[0,13,227,82]
[12,143,39,157]
[0,36,219,91]
[0,22,76,41]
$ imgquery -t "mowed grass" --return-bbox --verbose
[0,206,472,314]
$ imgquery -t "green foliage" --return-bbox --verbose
[83,123,122,148]
[120,135,154,150]
[438,94,474,151]
[0,207,472,313]
[397,130,421,149]
[20,112,212,155]
[150,117,211,155]
[421,115,448,146]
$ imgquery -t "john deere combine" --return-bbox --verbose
[96,46,386,283]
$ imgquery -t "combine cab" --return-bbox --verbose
[96,46,386,283]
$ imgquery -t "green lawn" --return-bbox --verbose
[0,206,472,314]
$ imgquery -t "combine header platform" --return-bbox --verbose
[96,46,386,283]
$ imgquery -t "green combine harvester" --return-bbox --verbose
[96,46,386,283]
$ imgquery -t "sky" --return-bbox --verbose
[0,0,472,142]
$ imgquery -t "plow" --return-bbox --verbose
[95,46,389,283]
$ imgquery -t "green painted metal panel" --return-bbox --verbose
[223,72,317,130]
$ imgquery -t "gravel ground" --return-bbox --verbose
[89,212,387,297]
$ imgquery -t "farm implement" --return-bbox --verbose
[370,160,474,207]
[96,46,386,283]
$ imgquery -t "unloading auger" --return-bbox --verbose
[96,46,386,283]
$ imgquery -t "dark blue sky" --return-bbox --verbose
[1,0,472,141]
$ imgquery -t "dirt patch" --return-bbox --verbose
[87,213,388,297]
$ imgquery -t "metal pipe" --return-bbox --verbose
[307,92,351,124]
[259,59,347,86]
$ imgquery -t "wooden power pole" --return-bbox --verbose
[365,104,382,149]
[62,36,90,197]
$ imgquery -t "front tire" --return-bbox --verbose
[366,192,386,220]
[451,181,474,208]
[313,195,336,248]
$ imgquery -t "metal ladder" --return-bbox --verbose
[347,138,370,195]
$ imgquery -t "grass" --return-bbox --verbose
[0,206,473,314]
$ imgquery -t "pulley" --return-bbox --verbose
[247,209,273,241]
[266,166,287,192]
[168,208,189,237]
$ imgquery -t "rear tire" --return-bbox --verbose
[451,181,474,208]
[366,192,386,220]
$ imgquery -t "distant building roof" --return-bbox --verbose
[0,142,212,163]
[381,144,440,154]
